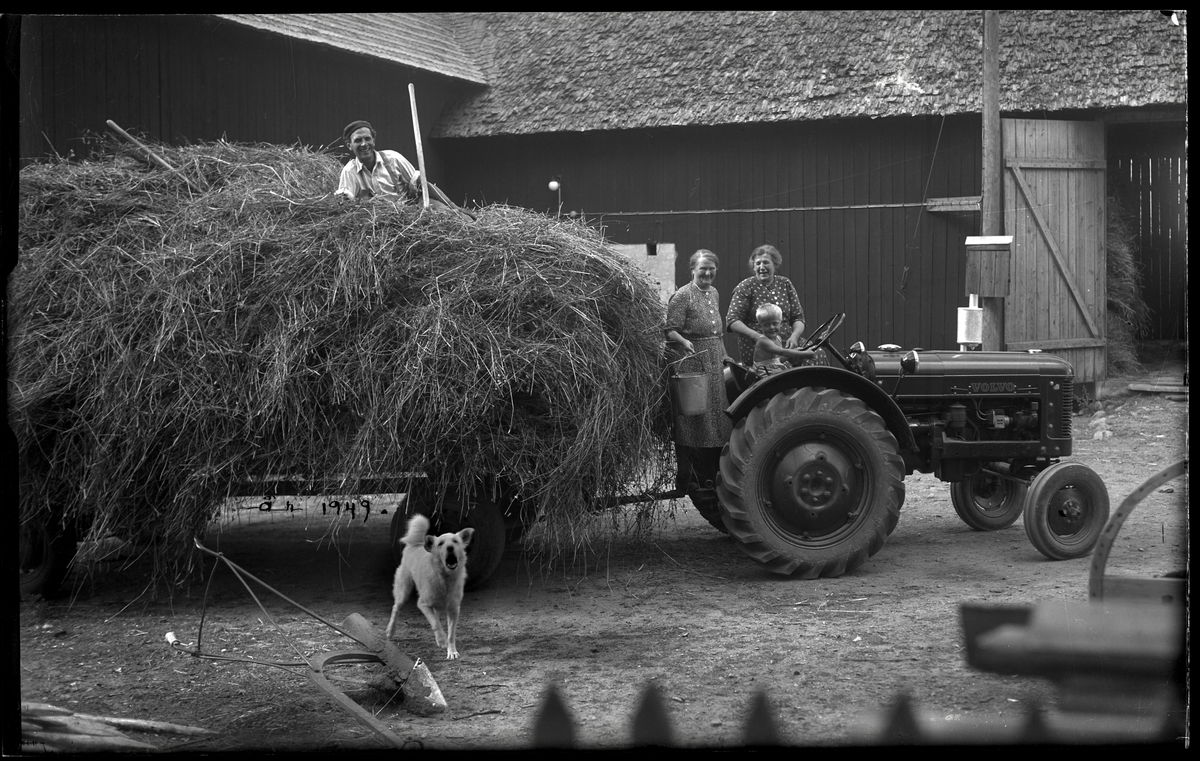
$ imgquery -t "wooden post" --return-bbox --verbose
[980,10,1004,351]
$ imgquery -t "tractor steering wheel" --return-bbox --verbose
[798,313,846,352]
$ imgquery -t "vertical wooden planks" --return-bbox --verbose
[1045,120,1063,346]
[159,17,183,143]
[762,125,781,256]
[845,124,868,340]
[1002,118,1106,382]
[81,18,108,149]
[816,124,834,320]
[1089,126,1107,371]
[887,127,905,346]
[1013,119,1032,345]
[919,116,942,346]
[866,122,885,346]
[786,127,807,320]
[903,119,924,345]
[19,17,46,160]
[800,130,819,318]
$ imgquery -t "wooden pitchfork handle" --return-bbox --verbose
[106,119,208,192]
[407,84,431,209]
[406,85,474,219]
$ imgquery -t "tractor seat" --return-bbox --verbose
[722,357,758,396]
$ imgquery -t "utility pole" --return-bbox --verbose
[980,10,1004,351]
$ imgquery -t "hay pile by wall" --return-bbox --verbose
[12,138,674,585]
[1106,195,1152,376]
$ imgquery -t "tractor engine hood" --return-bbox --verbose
[869,349,1074,398]
[870,349,1073,378]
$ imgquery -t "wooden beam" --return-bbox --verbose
[1007,338,1106,350]
[1102,107,1187,124]
[980,10,1004,351]
[1006,158,1107,171]
[925,196,981,212]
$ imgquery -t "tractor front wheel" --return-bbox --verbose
[1023,463,1109,560]
[717,387,905,578]
[950,471,1027,531]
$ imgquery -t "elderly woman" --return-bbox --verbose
[665,250,733,517]
[725,244,810,366]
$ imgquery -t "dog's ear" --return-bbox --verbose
[458,527,475,547]
[424,535,437,553]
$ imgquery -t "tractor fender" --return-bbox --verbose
[724,366,918,452]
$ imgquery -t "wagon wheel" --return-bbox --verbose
[717,387,905,578]
[677,445,729,534]
[19,517,78,598]
[690,490,728,534]
[950,471,1027,531]
[1088,459,1187,602]
[501,496,532,543]
[391,480,506,590]
[1022,462,1110,560]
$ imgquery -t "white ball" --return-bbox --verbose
[548,180,560,192]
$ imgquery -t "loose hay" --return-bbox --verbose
[12,138,675,588]
[1105,194,1152,376]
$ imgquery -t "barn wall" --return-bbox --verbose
[17,15,473,183]
[438,116,983,352]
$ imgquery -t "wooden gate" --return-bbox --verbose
[1002,119,1106,386]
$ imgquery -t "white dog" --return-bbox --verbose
[385,510,474,660]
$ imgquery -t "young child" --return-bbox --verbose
[752,303,815,375]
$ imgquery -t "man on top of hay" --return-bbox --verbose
[335,120,422,202]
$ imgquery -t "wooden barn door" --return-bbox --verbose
[1002,119,1106,386]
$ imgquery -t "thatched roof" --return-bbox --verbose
[430,10,1188,138]
[218,13,488,85]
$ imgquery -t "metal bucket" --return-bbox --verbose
[671,372,709,416]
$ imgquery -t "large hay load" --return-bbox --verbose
[12,138,674,595]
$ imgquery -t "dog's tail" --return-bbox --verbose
[401,513,430,547]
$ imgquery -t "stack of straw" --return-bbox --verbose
[12,138,674,585]
[1105,195,1152,376]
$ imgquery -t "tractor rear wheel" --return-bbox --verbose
[391,480,507,589]
[717,387,904,578]
[950,471,1027,531]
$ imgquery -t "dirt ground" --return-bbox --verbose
[14,343,1189,750]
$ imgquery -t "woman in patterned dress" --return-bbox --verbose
[725,244,814,366]
[665,250,733,505]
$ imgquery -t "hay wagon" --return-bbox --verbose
[15,141,1109,597]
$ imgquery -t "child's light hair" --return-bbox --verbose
[755,303,783,323]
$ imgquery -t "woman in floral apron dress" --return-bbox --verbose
[665,250,733,508]
[726,243,825,366]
